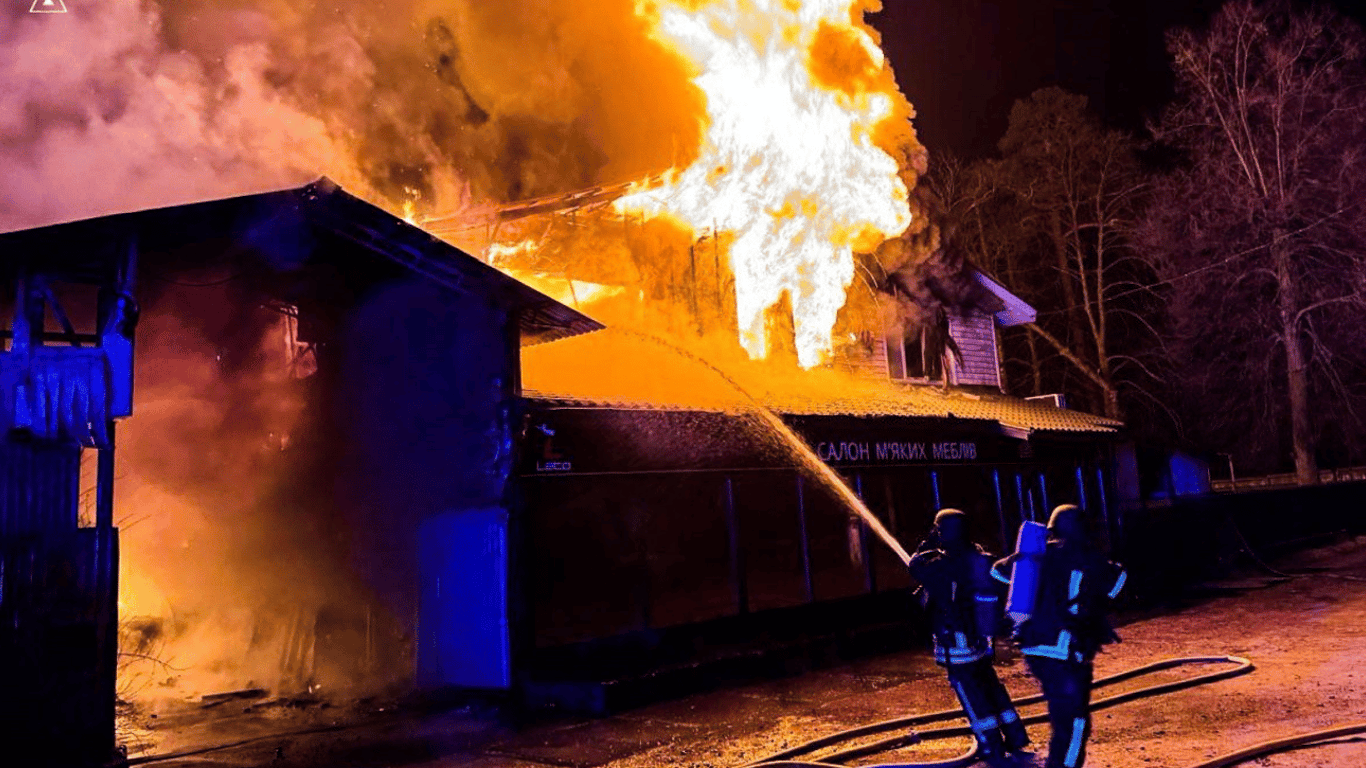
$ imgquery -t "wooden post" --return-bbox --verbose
[689,242,699,327]
[795,475,814,603]
[94,521,118,759]
[1096,465,1114,548]
[992,469,1008,552]
[724,476,747,614]
[96,423,115,530]
[856,474,874,593]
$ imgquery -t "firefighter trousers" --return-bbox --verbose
[1025,655,1094,768]
[944,657,1029,757]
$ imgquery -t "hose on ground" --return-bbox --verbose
[1229,520,1366,583]
[745,655,1254,768]
[1184,723,1366,768]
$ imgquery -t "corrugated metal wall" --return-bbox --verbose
[0,438,80,537]
[0,437,115,766]
[0,528,118,765]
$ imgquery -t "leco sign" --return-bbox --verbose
[530,422,572,472]
[816,440,979,464]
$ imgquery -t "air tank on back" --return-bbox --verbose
[1005,521,1049,623]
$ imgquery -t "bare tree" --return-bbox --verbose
[924,153,1045,396]
[1147,0,1366,482]
[937,89,1159,421]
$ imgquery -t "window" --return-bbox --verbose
[887,326,945,381]
[266,301,318,379]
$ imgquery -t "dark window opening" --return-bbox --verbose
[887,327,944,381]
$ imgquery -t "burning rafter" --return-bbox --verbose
[420,175,671,230]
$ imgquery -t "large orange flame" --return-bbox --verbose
[616,0,912,368]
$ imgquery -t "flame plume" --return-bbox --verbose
[616,0,913,368]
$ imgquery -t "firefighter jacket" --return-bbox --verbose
[909,543,1003,665]
[993,541,1126,664]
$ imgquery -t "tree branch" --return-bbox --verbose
[1024,322,1112,394]
[1294,293,1366,325]
[1109,353,1170,384]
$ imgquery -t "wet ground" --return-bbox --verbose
[120,536,1366,768]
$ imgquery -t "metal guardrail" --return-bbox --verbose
[1210,466,1366,492]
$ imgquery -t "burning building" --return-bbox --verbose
[502,236,1123,709]
[0,179,602,728]
[0,0,1130,747]
[2,172,1122,730]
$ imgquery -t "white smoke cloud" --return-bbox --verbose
[0,2,377,230]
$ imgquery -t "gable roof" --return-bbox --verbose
[0,178,603,346]
[972,270,1037,327]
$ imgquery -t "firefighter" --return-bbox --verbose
[992,504,1127,768]
[909,509,1030,767]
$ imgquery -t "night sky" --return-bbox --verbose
[868,0,1365,159]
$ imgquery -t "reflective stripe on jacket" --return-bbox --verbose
[909,544,1003,665]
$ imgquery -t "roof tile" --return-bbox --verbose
[523,385,1120,435]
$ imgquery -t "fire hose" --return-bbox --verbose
[1184,722,1366,768]
[117,655,1366,767]
[742,654,1341,768]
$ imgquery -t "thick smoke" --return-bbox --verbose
[113,281,351,700]
[1,0,702,231]
[0,0,702,703]
[1,2,354,230]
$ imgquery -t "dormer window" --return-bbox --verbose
[880,271,1036,390]
[887,326,944,382]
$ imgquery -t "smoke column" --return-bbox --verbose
[0,0,703,231]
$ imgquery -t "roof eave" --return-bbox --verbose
[0,177,604,347]
[972,271,1037,327]
[297,180,605,346]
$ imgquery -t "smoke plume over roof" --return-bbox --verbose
[1,0,703,231]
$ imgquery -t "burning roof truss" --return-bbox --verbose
[0,178,603,347]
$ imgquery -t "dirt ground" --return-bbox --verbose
[121,535,1366,768]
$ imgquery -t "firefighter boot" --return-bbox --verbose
[979,732,1013,768]
[1002,713,1031,755]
